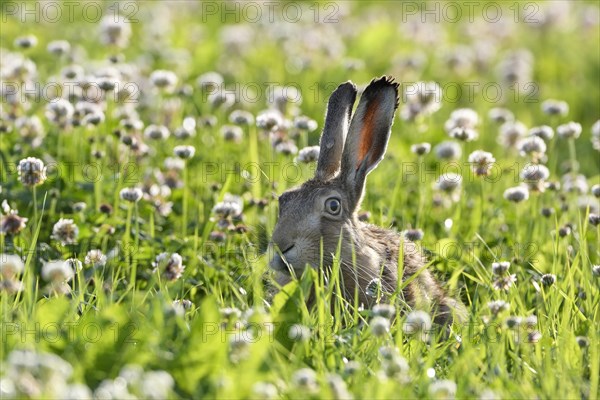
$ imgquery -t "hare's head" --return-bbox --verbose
[270,77,399,276]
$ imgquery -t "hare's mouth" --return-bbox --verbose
[270,244,295,273]
[281,244,295,254]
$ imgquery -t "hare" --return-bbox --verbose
[270,76,466,325]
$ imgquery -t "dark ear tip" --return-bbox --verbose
[335,81,358,94]
[368,75,400,109]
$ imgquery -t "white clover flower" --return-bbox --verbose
[288,324,311,342]
[449,126,478,142]
[140,370,174,400]
[65,258,82,273]
[17,157,47,187]
[6,349,74,397]
[541,99,569,116]
[93,74,120,92]
[0,254,24,279]
[172,299,193,313]
[164,157,185,171]
[411,142,431,156]
[84,250,107,267]
[0,279,23,294]
[51,219,79,245]
[380,346,410,379]
[504,316,522,329]
[229,110,254,126]
[344,361,362,376]
[220,306,242,319]
[174,145,195,159]
[577,196,598,215]
[94,378,133,399]
[540,273,556,286]
[46,40,70,56]
[487,300,510,315]
[45,98,74,126]
[498,121,527,148]
[403,310,432,334]
[400,81,442,121]
[492,274,517,291]
[527,331,543,343]
[41,260,74,283]
[14,35,38,49]
[173,117,197,139]
[196,71,224,91]
[120,187,143,203]
[99,14,132,48]
[503,185,529,203]
[80,111,105,127]
[520,163,550,181]
[1,201,28,235]
[576,336,589,349]
[557,121,582,139]
[60,384,92,399]
[468,150,496,176]
[72,202,87,213]
[434,141,462,160]
[275,141,298,155]
[488,107,514,124]
[444,108,479,132]
[212,196,243,218]
[528,125,554,141]
[562,174,588,194]
[118,364,144,386]
[373,303,396,319]
[293,116,318,131]
[517,136,547,157]
[252,382,278,400]
[491,261,510,276]
[292,368,317,391]
[256,109,283,130]
[153,252,185,281]
[434,173,462,193]
[221,125,243,142]
[523,315,537,328]
[144,124,170,140]
[296,146,320,163]
[120,118,144,132]
[520,163,550,191]
[370,316,390,337]
[429,380,457,399]
[15,116,45,148]
[403,228,424,241]
[208,90,235,109]
[150,70,178,92]
[269,86,302,113]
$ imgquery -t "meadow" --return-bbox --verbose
[0,1,599,399]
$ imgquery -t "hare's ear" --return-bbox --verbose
[340,76,399,207]
[315,82,357,181]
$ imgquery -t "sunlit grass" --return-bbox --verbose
[0,1,599,399]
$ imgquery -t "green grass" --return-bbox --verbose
[1,1,599,399]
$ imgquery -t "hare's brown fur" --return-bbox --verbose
[273,181,464,325]
[270,77,466,325]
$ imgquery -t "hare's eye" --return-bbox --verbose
[325,197,341,215]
